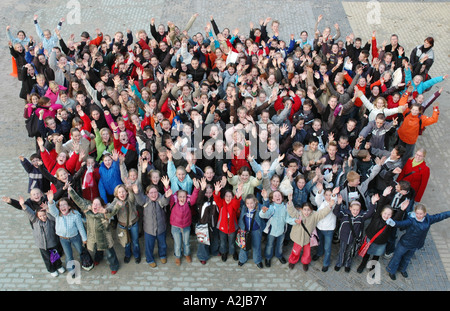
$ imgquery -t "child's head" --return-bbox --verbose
[270,190,284,204]
[346,171,360,187]
[245,194,258,210]
[327,141,338,157]
[223,189,234,204]
[270,174,281,189]
[204,166,215,181]
[346,119,357,132]
[302,99,312,112]
[145,185,160,201]
[36,74,46,86]
[380,205,394,221]
[308,136,319,151]
[57,198,73,216]
[349,201,362,216]
[395,180,411,195]
[338,136,349,149]
[44,116,56,130]
[114,184,128,201]
[414,204,427,221]
[238,166,251,183]
[55,168,69,182]
[176,166,187,182]
[323,187,333,201]
[375,113,386,128]
[300,202,314,218]
[30,153,41,168]
[357,149,371,162]
[295,174,306,189]
[312,118,322,131]
[292,142,304,157]
[374,97,387,110]
[30,188,43,202]
[36,208,48,222]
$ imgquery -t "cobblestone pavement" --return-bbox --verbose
[0,0,449,292]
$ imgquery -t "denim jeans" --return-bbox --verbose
[264,233,285,260]
[385,227,398,255]
[315,229,334,267]
[238,229,263,264]
[92,245,120,271]
[219,230,237,256]
[386,241,417,274]
[59,233,83,270]
[171,225,191,258]
[144,231,167,264]
[119,222,141,259]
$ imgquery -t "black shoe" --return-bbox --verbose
[265,259,271,268]
[256,262,264,269]
[238,261,244,267]
[124,256,131,264]
[345,267,351,273]
[334,265,340,271]
[357,264,365,274]
[303,264,309,271]
[279,257,287,264]
[322,266,329,272]
[288,263,295,270]
[389,273,396,280]
[221,253,227,262]
[233,252,238,261]
[312,254,320,261]
[135,257,141,264]
[400,271,408,278]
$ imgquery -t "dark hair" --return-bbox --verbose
[394,145,406,158]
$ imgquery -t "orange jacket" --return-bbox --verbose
[397,106,439,144]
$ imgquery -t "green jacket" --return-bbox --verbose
[69,188,114,251]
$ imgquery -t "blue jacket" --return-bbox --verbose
[404,67,444,95]
[292,179,315,208]
[98,160,122,203]
[259,202,296,237]
[395,211,450,249]
[238,202,267,233]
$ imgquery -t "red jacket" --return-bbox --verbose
[397,159,430,202]
[230,145,251,175]
[41,149,79,175]
[274,94,302,123]
[213,193,241,234]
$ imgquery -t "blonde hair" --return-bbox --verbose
[346,171,360,183]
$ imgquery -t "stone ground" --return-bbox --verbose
[0,0,449,294]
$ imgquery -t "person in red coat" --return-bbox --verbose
[397,148,430,202]
[213,181,243,262]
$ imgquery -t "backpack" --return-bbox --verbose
[25,106,49,138]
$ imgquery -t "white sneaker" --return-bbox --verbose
[50,271,59,277]
[57,267,66,274]
[384,252,393,259]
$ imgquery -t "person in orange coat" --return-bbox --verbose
[397,148,430,202]
[397,101,439,165]
[213,181,242,262]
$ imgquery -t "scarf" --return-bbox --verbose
[82,165,94,190]
[412,159,424,167]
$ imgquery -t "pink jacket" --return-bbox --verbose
[169,188,199,228]
[45,85,67,105]
[25,103,63,119]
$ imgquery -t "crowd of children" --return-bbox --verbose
[3,12,450,281]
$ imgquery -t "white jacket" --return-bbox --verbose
[315,191,337,231]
